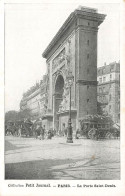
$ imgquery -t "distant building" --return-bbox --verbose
[97,61,120,123]
[20,75,48,119]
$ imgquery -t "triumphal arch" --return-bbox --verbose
[42,6,105,132]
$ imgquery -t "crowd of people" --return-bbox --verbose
[5,119,66,140]
[34,124,54,140]
[5,119,81,140]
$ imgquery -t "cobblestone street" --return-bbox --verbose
[5,136,120,180]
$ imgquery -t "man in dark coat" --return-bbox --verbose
[41,125,45,140]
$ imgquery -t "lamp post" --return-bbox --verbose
[66,70,74,143]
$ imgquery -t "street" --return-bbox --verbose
[5,136,120,180]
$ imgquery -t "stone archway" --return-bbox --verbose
[53,74,64,131]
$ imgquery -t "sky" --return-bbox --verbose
[4,1,120,112]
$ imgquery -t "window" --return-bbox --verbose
[109,105,111,112]
[87,99,89,103]
[110,64,114,72]
[110,74,112,80]
[99,77,102,83]
[103,77,106,82]
[98,124,101,128]
[99,96,101,102]
[99,88,102,93]
[87,85,89,90]
[87,54,89,59]
[103,96,105,102]
[88,22,90,26]
[102,68,105,74]
[109,94,111,101]
[98,69,100,75]
[118,103,120,111]
[103,87,105,93]
[102,124,105,128]
[94,124,97,128]
[90,124,93,128]
[107,124,110,128]
[87,40,89,46]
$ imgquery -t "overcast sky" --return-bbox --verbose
[5,1,120,112]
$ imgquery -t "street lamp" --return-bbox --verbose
[66,70,74,143]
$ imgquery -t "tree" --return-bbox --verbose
[5,110,19,122]
[18,108,31,120]
[5,108,32,122]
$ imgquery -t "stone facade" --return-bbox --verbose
[20,6,106,132]
[42,6,106,131]
[97,61,120,123]
[20,75,48,119]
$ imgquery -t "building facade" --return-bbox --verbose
[42,6,105,131]
[20,6,106,132]
[20,75,48,119]
[97,61,120,123]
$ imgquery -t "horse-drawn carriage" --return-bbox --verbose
[80,115,120,140]
[5,121,17,136]
[17,119,34,137]
[5,118,56,139]
[5,119,34,137]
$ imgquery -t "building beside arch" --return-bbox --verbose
[97,61,120,123]
[20,75,48,119]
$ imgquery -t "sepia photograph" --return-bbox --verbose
[4,0,122,185]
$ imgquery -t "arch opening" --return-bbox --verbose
[54,74,64,131]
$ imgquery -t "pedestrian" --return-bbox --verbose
[47,129,52,139]
[41,125,45,140]
[35,124,41,139]
[75,129,79,139]
[18,125,22,137]
[65,126,68,137]
[63,123,67,137]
